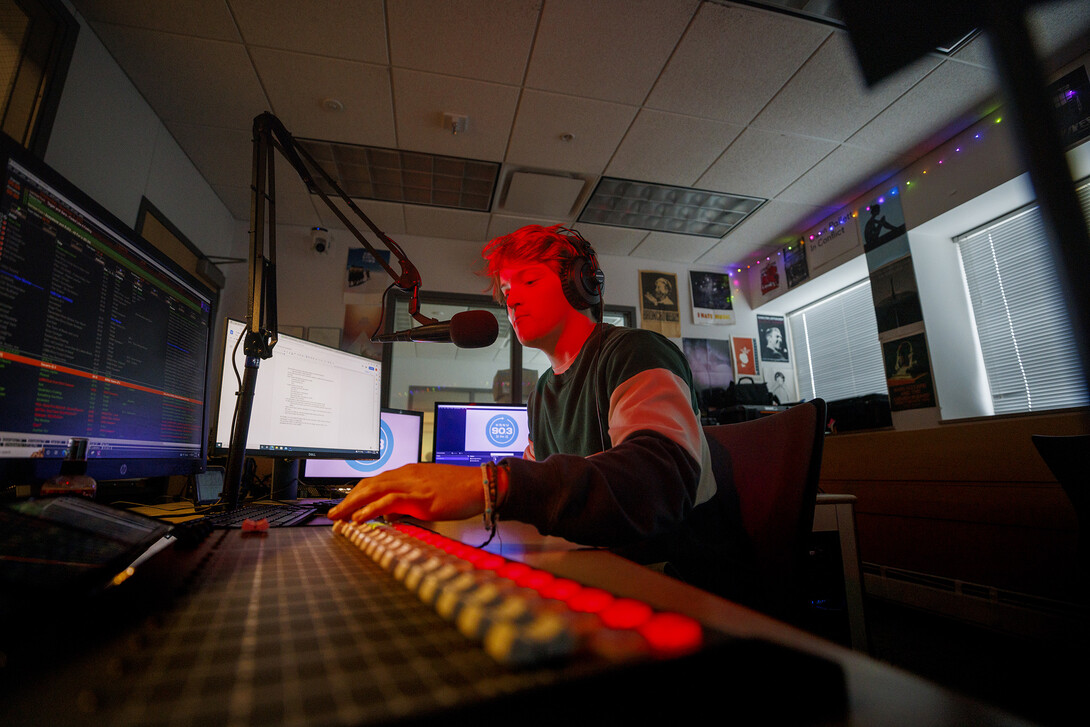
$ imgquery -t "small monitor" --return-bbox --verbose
[301,408,423,486]
[0,133,215,487]
[212,319,381,460]
[432,402,528,467]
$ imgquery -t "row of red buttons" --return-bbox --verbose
[333,520,704,666]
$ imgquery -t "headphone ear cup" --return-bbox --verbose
[562,256,601,310]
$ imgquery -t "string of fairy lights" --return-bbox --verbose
[725,112,1006,284]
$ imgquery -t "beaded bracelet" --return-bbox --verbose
[479,461,500,546]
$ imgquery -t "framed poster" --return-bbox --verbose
[882,332,936,410]
[689,270,734,325]
[639,270,680,337]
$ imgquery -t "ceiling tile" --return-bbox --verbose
[646,2,830,125]
[167,122,251,188]
[72,0,240,40]
[320,198,408,237]
[386,0,540,85]
[571,223,648,257]
[391,69,520,160]
[629,231,717,263]
[751,32,941,142]
[776,144,902,208]
[404,206,491,240]
[698,127,839,199]
[847,59,1000,155]
[506,90,638,174]
[89,24,266,130]
[525,0,699,105]
[606,109,744,186]
[251,47,396,147]
[231,0,388,64]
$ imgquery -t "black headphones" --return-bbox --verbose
[555,227,605,312]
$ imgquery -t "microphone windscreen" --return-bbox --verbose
[449,310,499,348]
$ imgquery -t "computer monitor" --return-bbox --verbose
[212,318,382,461]
[301,408,423,488]
[0,133,216,489]
[432,402,529,467]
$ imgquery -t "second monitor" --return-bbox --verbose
[433,402,528,467]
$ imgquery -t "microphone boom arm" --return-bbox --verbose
[223,111,437,509]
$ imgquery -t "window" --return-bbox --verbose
[955,181,1090,414]
[788,279,888,402]
[0,0,78,156]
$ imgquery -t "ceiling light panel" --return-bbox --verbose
[579,177,766,238]
[297,139,500,212]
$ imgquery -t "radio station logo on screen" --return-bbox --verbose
[347,419,392,473]
[464,408,528,453]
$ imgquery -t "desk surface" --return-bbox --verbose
[0,516,1032,726]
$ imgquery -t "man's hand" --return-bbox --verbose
[327,463,484,523]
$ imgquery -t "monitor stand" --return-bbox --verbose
[271,458,299,500]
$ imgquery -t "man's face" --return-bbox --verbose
[767,328,782,348]
[499,262,573,349]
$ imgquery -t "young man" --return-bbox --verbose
[329,224,754,601]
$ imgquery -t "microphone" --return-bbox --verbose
[372,309,498,348]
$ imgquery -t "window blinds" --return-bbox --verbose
[955,182,1090,413]
[788,279,889,402]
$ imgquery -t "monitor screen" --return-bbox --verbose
[0,134,215,486]
[301,408,422,485]
[432,402,528,467]
[212,318,381,459]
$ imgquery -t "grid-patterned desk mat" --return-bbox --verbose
[2,527,846,726]
[105,528,575,726]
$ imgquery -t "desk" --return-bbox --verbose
[0,518,1034,726]
[813,493,867,651]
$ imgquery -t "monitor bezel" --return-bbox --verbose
[0,133,217,488]
[431,400,529,467]
[298,407,424,487]
[211,318,383,460]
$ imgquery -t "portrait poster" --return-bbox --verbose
[688,270,734,326]
[346,248,391,290]
[870,255,923,334]
[683,337,734,412]
[882,332,936,411]
[756,314,789,363]
[731,336,759,377]
[859,192,909,270]
[783,243,809,288]
[342,291,385,361]
[763,364,796,405]
[639,270,680,337]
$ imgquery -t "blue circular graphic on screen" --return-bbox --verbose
[347,419,393,472]
[485,414,518,448]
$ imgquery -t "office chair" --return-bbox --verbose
[1031,434,1089,601]
[703,399,827,622]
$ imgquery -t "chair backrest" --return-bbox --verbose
[703,399,827,619]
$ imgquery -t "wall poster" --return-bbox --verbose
[756,314,789,363]
[639,270,680,337]
[731,336,759,377]
[689,270,734,325]
[882,331,936,410]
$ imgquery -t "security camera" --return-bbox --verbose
[311,226,332,254]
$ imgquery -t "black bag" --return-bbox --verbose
[731,376,771,405]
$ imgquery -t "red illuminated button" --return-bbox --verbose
[566,587,614,614]
[598,598,653,630]
[637,612,703,656]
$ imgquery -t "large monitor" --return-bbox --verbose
[212,319,382,460]
[0,133,216,488]
[301,408,423,488]
[432,402,528,467]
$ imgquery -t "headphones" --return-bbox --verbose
[555,227,605,313]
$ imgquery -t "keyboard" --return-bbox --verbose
[334,518,705,666]
[201,502,318,529]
